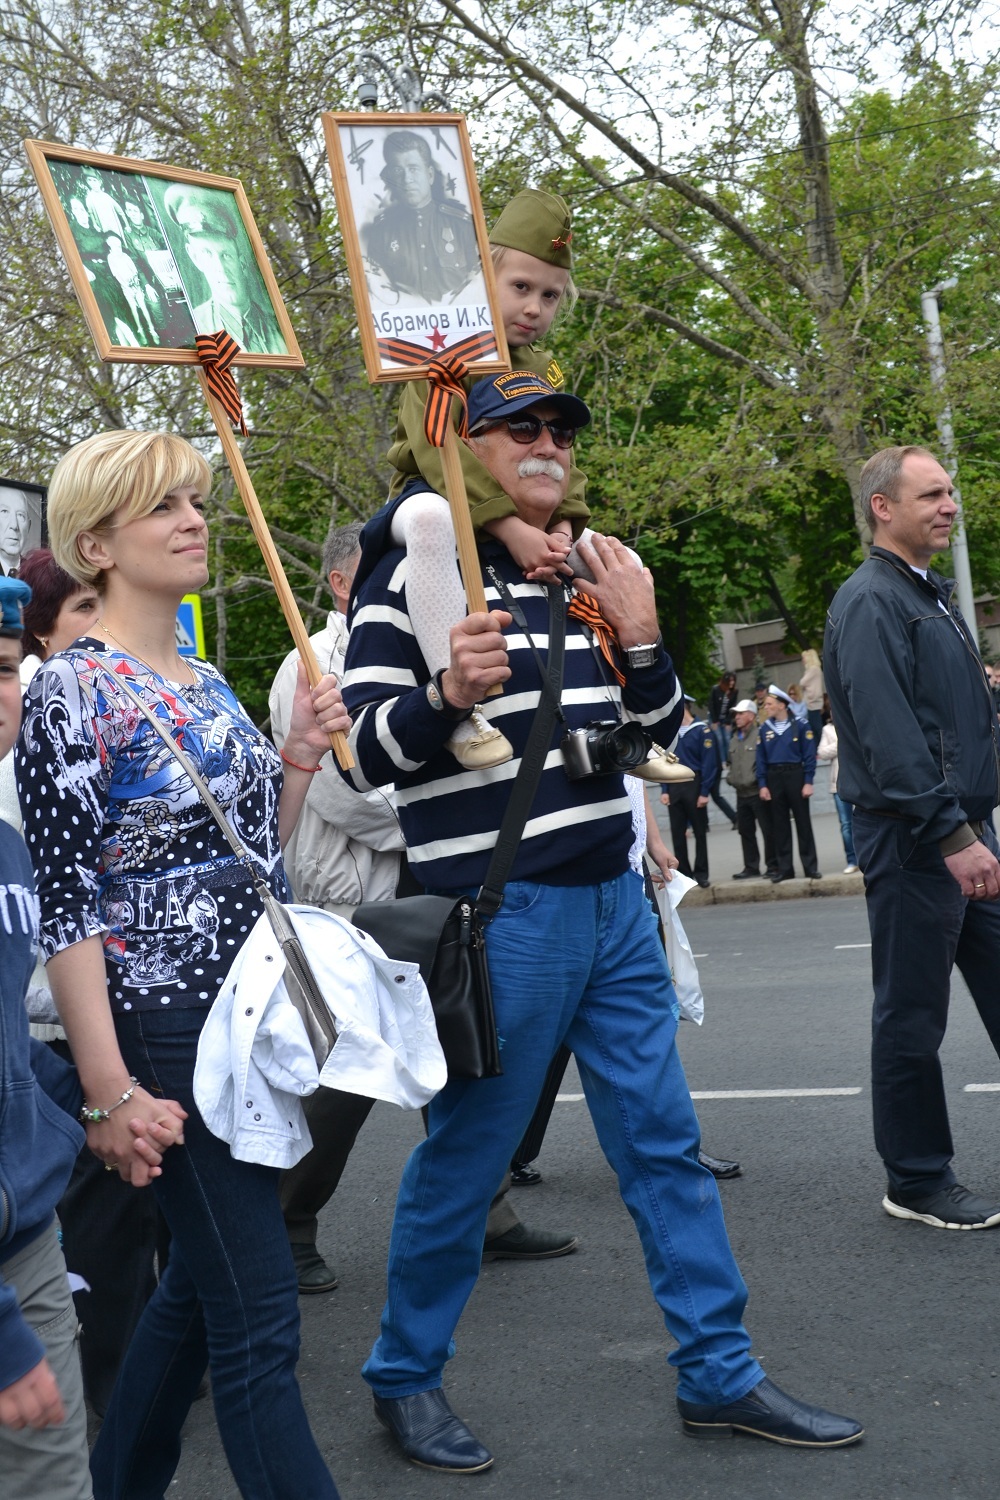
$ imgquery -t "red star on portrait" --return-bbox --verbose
[426,326,447,351]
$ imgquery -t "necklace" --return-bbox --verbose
[98,620,195,685]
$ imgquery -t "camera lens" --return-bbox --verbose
[606,721,649,770]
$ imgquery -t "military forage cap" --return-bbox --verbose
[489,188,573,269]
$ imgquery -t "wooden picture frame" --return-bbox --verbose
[0,478,47,577]
[23,140,304,368]
[321,112,509,384]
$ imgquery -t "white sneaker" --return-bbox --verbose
[843,864,859,874]
[446,709,513,770]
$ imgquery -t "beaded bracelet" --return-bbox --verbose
[79,1077,139,1125]
[280,750,322,773]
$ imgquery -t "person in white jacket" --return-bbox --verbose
[816,720,858,874]
[269,523,405,1292]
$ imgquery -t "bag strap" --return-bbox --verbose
[94,665,264,887]
[476,581,566,920]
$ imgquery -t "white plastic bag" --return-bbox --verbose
[652,870,705,1025]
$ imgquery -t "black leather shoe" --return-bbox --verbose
[731,870,760,881]
[770,873,794,883]
[290,1242,338,1294]
[510,1159,543,1187]
[696,877,711,889]
[482,1222,578,1260]
[373,1388,493,1471]
[699,1151,742,1180]
[677,1376,863,1447]
[883,1182,1000,1229]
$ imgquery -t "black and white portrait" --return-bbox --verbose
[323,113,506,383]
[0,481,45,578]
[362,127,481,306]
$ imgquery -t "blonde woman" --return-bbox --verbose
[799,648,825,739]
[15,431,347,1499]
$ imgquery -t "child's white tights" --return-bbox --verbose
[390,491,464,676]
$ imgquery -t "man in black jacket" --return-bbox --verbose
[825,445,1000,1231]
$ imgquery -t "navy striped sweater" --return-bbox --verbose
[340,542,684,891]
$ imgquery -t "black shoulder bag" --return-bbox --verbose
[352,581,567,1078]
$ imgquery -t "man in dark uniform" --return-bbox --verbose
[365,130,479,304]
[661,697,718,888]
[727,698,775,879]
[754,686,820,881]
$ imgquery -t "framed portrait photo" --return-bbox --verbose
[23,140,303,368]
[321,112,510,383]
[0,479,46,579]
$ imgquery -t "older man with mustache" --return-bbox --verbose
[341,371,863,1473]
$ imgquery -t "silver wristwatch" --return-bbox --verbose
[426,669,473,721]
[623,636,662,670]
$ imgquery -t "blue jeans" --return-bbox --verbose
[363,871,761,1406]
[833,793,856,865]
[90,1007,339,1500]
[854,810,1000,1194]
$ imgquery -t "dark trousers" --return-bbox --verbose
[735,794,775,874]
[667,779,709,883]
[93,1006,339,1499]
[766,765,818,877]
[854,810,1000,1195]
[710,785,738,827]
[50,1040,165,1416]
[280,1089,377,1247]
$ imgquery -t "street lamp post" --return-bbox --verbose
[921,279,978,639]
[355,54,450,111]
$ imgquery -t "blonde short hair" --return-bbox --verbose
[47,431,212,588]
[489,244,578,312]
[801,647,821,670]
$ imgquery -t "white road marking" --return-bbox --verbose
[561,1084,996,1100]
[835,943,871,949]
[690,1088,863,1099]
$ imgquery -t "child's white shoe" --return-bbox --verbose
[447,709,514,770]
[633,744,696,783]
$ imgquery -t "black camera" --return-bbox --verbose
[561,719,652,780]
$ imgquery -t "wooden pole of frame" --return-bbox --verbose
[438,425,501,696]
[197,370,354,771]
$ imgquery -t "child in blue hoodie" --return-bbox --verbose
[0,573,91,1498]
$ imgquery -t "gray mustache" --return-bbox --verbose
[517,457,566,481]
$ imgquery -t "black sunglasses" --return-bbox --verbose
[470,415,579,450]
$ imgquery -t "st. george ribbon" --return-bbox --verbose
[193,328,354,768]
[375,330,503,680]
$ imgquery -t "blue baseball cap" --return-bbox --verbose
[467,371,590,434]
[0,575,30,637]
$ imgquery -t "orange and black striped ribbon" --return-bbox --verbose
[375,330,499,447]
[567,591,625,685]
[194,330,248,436]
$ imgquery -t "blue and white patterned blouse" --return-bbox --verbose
[15,638,288,1014]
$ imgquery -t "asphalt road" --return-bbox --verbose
[169,895,1000,1500]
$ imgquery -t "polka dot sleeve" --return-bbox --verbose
[14,655,111,961]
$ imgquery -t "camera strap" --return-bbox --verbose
[486,563,567,723]
[476,581,566,921]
